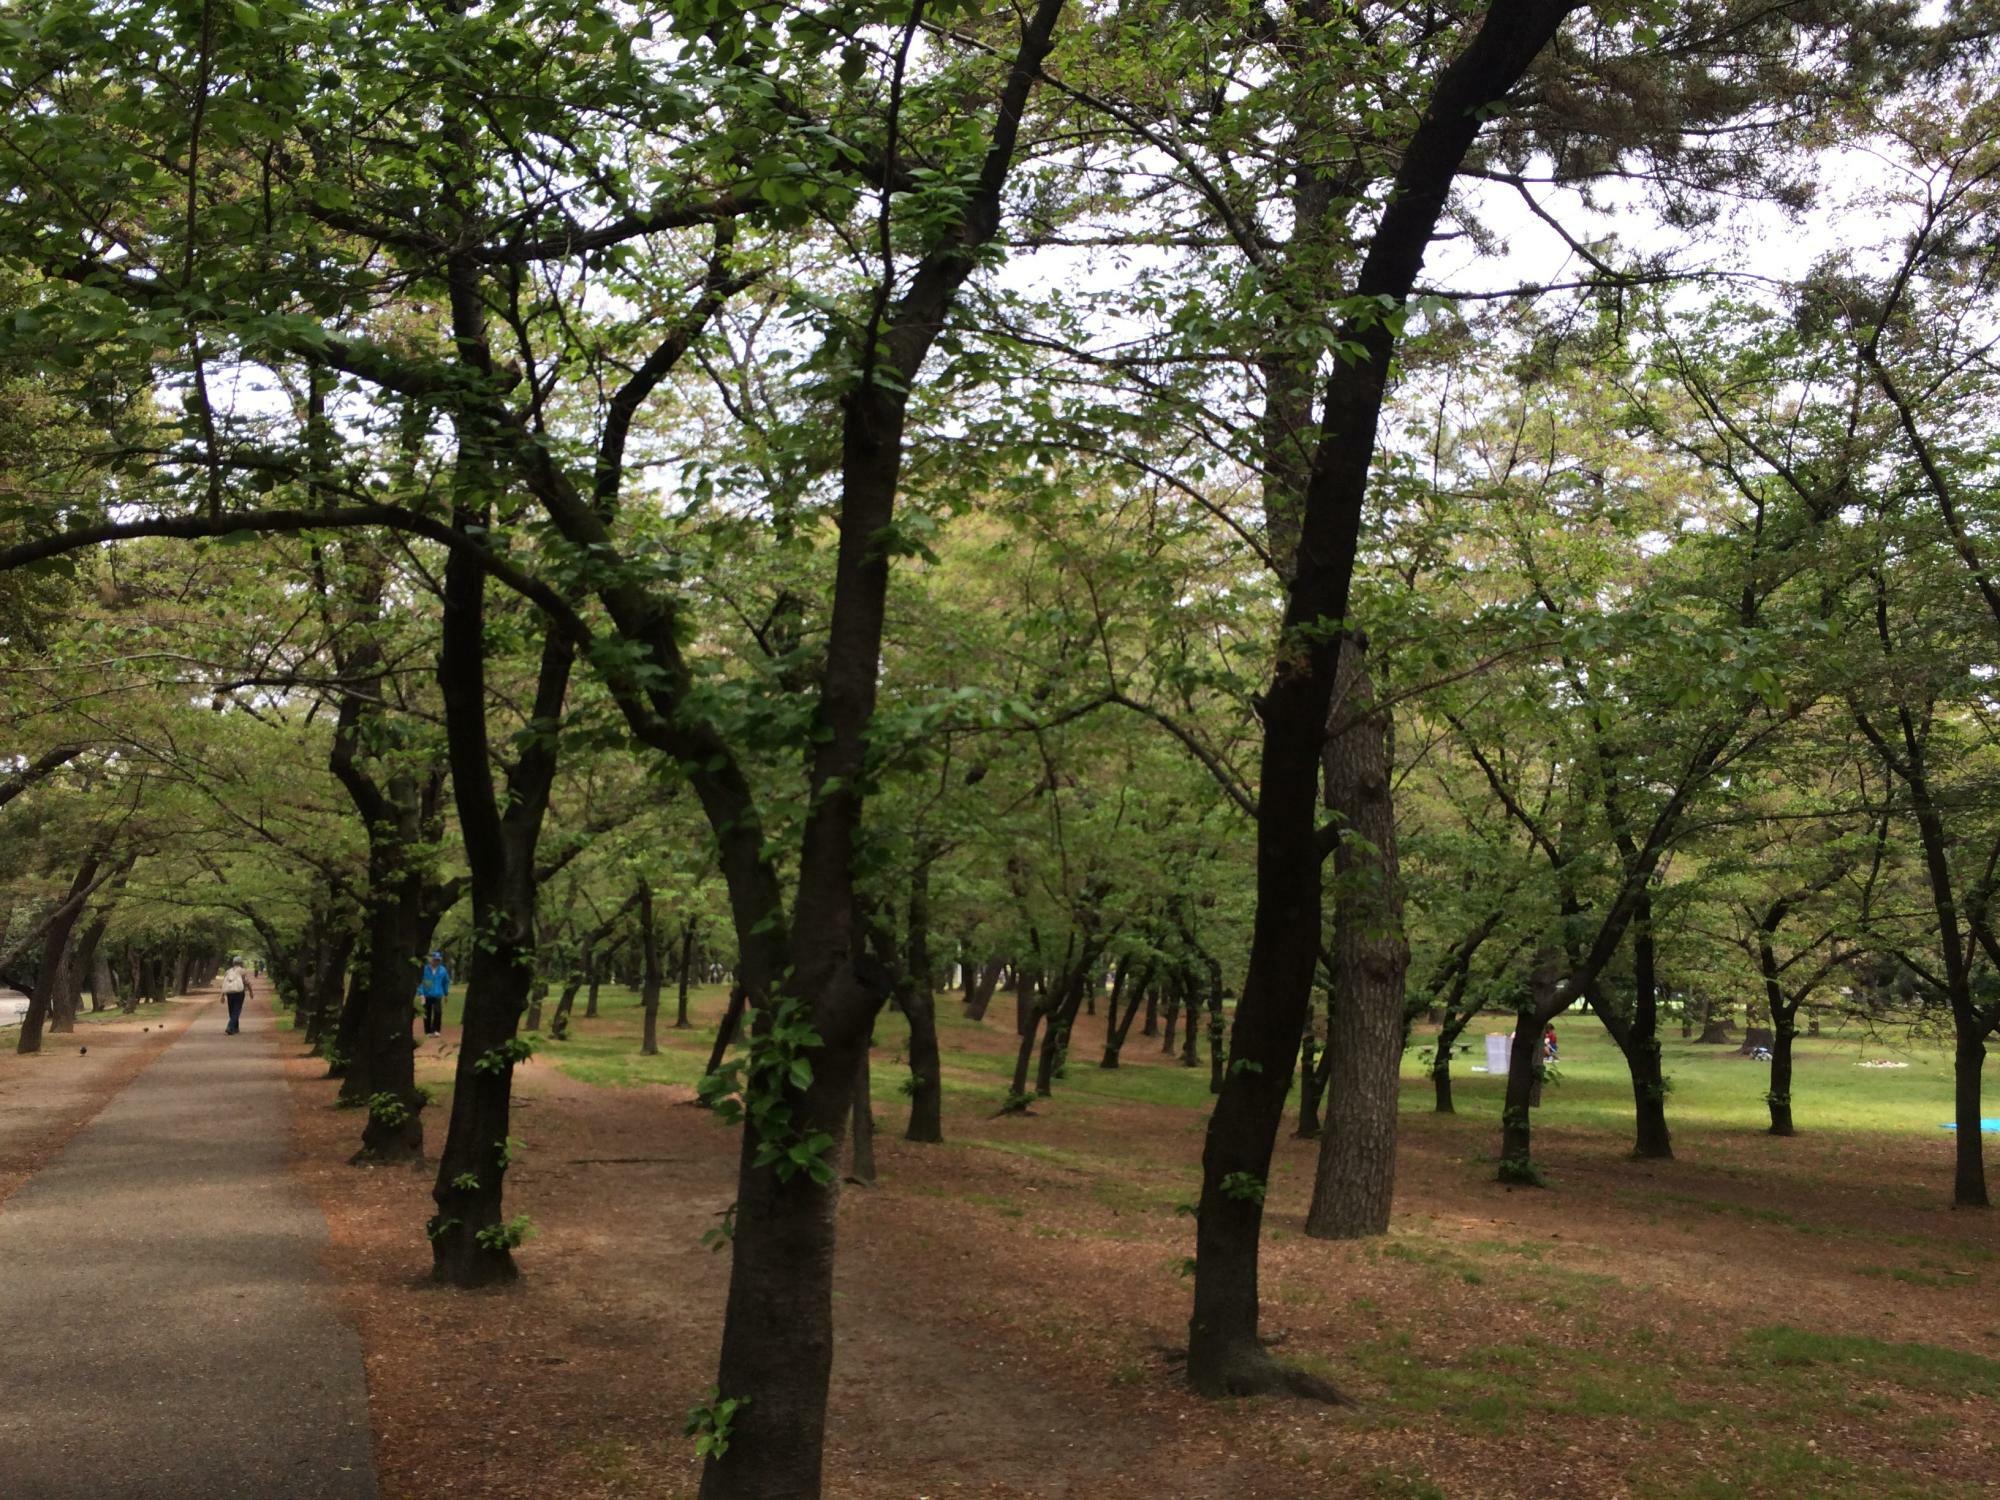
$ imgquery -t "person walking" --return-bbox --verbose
[418,952,451,1037]
[221,958,251,1035]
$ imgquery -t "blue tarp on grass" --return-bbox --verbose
[1939,1120,2000,1132]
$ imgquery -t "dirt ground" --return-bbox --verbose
[280,996,2000,1500]
[0,993,203,1205]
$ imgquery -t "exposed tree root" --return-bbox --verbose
[1161,1341,1352,1405]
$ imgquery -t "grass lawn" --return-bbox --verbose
[324,975,2000,1500]
[517,980,1973,1139]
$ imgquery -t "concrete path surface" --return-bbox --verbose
[0,999,378,1499]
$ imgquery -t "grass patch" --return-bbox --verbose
[1739,1324,2000,1400]
[1352,1336,1707,1434]
[1421,1021,1970,1139]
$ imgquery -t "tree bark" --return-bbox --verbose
[16,854,101,1056]
[1498,1006,1544,1184]
[1498,960,1564,1185]
[341,876,435,1161]
[427,478,573,1285]
[66,907,113,1023]
[1955,1034,1989,1208]
[1015,969,1037,1037]
[1100,959,1153,1068]
[1306,637,1407,1239]
[694,8,1103,1487]
[1181,972,1202,1069]
[1767,1014,1796,1136]
[303,925,353,1049]
[1624,898,1672,1160]
[847,1049,876,1184]
[638,883,662,1056]
[49,949,80,1035]
[1184,0,1576,1400]
[1205,977,1227,1093]
[676,921,697,1028]
[326,722,443,1158]
[90,944,114,1015]
[1695,1012,1735,1044]
[1036,954,1098,1096]
[902,855,943,1143]
[962,958,1002,1021]
[549,975,584,1040]
[1295,1024,1333,1138]
[703,985,749,1081]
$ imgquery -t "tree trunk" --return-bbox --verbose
[1305,644,1407,1240]
[1100,960,1153,1068]
[428,930,537,1285]
[703,985,749,1081]
[17,854,101,1056]
[698,1013,865,1500]
[303,927,353,1049]
[1627,1038,1672,1159]
[337,866,434,1161]
[676,922,697,1028]
[49,950,80,1034]
[638,884,662,1056]
[1625,899,1672,1160]
[963,958,1002,1021]
[1428,1001,1484,1116]
[1035,960,1095,1097]
[696,10,1156,1480]
[326,948,367,1069]
[549,976,584,1041]
[350,895,431,1161]
[902,857,943,1143]
[1181,974,1201,1069]
[1497,960,1565,1185]
[427,487,573,1285]
[1206,979,1227,1093]
[1294,1033,1326,1137]
[68,911,112,1022]
[1767,1010,1796,1136]
[1498,1002,1545,1184]
[1008,1011,1043,1107]
[90,945,114,1014]
[1954,1033,1989,1208]
[1142,983,1159,1037]
[847,1049,876,1184]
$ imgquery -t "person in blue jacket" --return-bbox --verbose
[418,952,451,1036]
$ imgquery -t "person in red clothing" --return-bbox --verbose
[1543,1023,1559,1062]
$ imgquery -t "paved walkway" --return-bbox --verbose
[0,999,378,1499]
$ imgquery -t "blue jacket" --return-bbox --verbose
[417,962,451,998]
